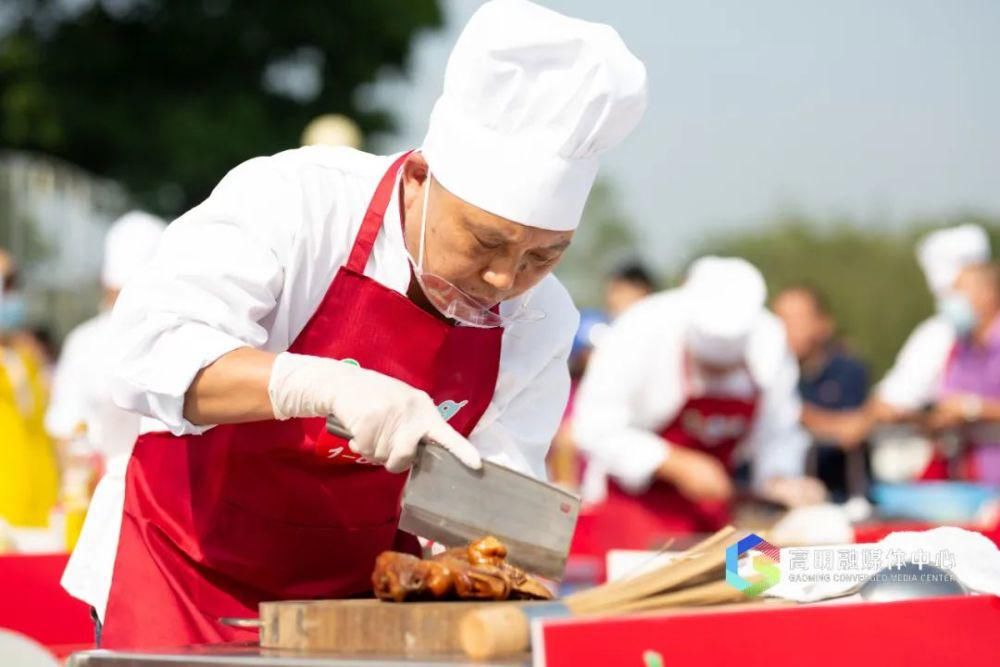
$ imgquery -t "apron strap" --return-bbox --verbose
[346,150,415,274]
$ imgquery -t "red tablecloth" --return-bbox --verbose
[0,553,93,654]
[536,595,1000,667]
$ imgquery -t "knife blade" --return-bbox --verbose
[325,415,580,580]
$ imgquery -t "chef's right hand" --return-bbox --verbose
[656,446,733,503]
[267,352,481,473]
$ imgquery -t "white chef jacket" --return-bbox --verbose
[68,147,578,619]
[46,310,141,620]
[572,290,808,503]
[876,315,955,410]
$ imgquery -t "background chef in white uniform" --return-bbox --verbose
[44,211,165,613]
[67,0,648,630]
[822,224,992,452]
[879,224,992,415]
[571,257,823,552]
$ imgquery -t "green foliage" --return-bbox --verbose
[556,180,648,306]
[689,213,1000,378]
[0,0,441,215]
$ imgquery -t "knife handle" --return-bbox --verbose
[461,602,571,659]
[325,415,440,450]
[460,607,530,659]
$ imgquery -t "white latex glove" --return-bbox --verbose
[267,352,482,473]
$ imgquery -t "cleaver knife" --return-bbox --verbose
[326,415,580,580]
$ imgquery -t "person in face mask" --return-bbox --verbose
[885,224,993,413]
[0,249,59,528]
[570,257,825,555]
[924,263,1000,482]
[819,224,992,451]
[91,0,647,650]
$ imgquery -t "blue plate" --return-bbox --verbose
[871,482,1000,523]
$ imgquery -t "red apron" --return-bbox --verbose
[101,152,504,649]
[573,358,759,555]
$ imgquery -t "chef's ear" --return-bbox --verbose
[401,152,430,188]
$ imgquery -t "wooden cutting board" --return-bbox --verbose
[259,598,535,655]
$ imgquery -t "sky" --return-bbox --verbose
[365,0,1000,266]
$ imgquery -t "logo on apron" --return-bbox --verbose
[324,358,468,464]
[680,410,750,447]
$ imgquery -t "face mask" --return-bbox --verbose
[937,293,978,336]
[0,292,27,332]
[406,172,543,328]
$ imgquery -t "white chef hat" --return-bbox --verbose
[421,0,647,232]
[916,224,991,298]
[682,257,767,366]
[102,210,167,290]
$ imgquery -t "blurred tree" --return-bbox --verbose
[556,179,647,309]
[689,213,1000,378]
[0,0,441,215]
[0,170,50,265]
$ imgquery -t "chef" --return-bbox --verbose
[924,262,1000,482]
[878,225,992,418]
[45,211,165,614]
[84,0,647,649]
[571,257,823,553]
[826,224,992,448]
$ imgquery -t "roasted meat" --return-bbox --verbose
[372,536,553,602]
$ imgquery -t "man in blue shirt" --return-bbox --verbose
[773,285,870,501]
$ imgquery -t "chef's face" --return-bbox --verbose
[954,264,1000,330]
[400,154,573,306]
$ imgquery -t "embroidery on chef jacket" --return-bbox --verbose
[679,410,750,447]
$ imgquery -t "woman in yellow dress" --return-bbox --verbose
[0,251,58,528]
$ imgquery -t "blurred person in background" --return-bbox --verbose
[823,225,991,479]
[571,257,824,553]
[27,325,59,379]
[300,114,363,150]
[604,260,656,318]
[0,249,58,528]
[45,212,165,609]
[772,285,870,501]
[879,225,992,420]
[547,308,610,489]
[923,262,1000,483]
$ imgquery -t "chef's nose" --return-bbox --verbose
[482,262,516,292]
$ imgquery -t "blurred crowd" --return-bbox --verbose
[548,223,1000,552]
[0,213,165,554]
[1,219,999,554]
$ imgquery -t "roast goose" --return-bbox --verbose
[372,536,553,602]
